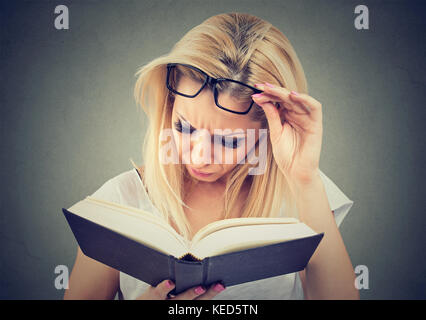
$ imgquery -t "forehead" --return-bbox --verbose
[173,96,260,133]
[173,76,259,129]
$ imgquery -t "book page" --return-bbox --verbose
[67,197,188,257]
[191,217,299,245]
[85,196,180,236]
[190,223,317,259]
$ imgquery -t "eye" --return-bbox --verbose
[174,119,243,149]
[173,120,182,132]
[174,119,194,134]
[221,137,244,149]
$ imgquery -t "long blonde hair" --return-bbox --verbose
[132,12,308,240]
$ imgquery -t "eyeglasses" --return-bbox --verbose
[166,63,263,115]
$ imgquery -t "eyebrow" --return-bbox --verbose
[176,112,247,138]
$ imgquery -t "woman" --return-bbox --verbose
[64,12,359,300]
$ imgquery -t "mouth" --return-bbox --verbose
[190,167,214,178]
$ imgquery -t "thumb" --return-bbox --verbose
[258,101,283,144]
[154,279,175,299]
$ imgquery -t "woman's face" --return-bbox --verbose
[171,75,262,184]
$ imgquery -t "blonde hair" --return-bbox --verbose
[131,12,308,240]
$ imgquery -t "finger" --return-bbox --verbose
[173,285,206,300]
[151,279,175,300]
[289,91,322,120]
[253,92,286,110]
[282,110,307,133]
[252,94,283,145]
[252,93,282,112]
[252,93,288,124]
[253,92,313,134]
[254,83,293,105]
[253,87,309,117]
[195,283,226,300]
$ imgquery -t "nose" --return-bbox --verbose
[189,129,218,166]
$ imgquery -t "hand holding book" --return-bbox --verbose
[135,279,225,300]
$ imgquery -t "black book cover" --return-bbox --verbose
[62,208,324,295]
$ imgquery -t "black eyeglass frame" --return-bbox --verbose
[166,63,264,115]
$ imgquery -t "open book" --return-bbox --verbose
[63,196,324,295]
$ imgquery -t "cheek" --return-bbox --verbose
[212,145,245,167]
[222,163,237,173]
[172,130,193,161]
[171,130,182,155]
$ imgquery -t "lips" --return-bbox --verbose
[190,167,213,177]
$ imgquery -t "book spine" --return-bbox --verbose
[202,257,209,286]
[168,255,176,284]
[172,258,205,295]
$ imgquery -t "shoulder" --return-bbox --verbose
[318,169,354,227]
[90,167,144,205]
[318,169,353,209]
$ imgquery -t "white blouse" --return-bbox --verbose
[89,168,354,300]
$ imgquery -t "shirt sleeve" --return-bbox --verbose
[89,178,122,204]
[318,169,354,228]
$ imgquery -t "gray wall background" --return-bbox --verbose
[1,0,425,299]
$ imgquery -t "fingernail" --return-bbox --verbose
[265,82,274,88]
[290,90,299,96]
[167,280,174,288]
[194,286,206,295]
[213,283,225,293]
[251,93,263,98]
